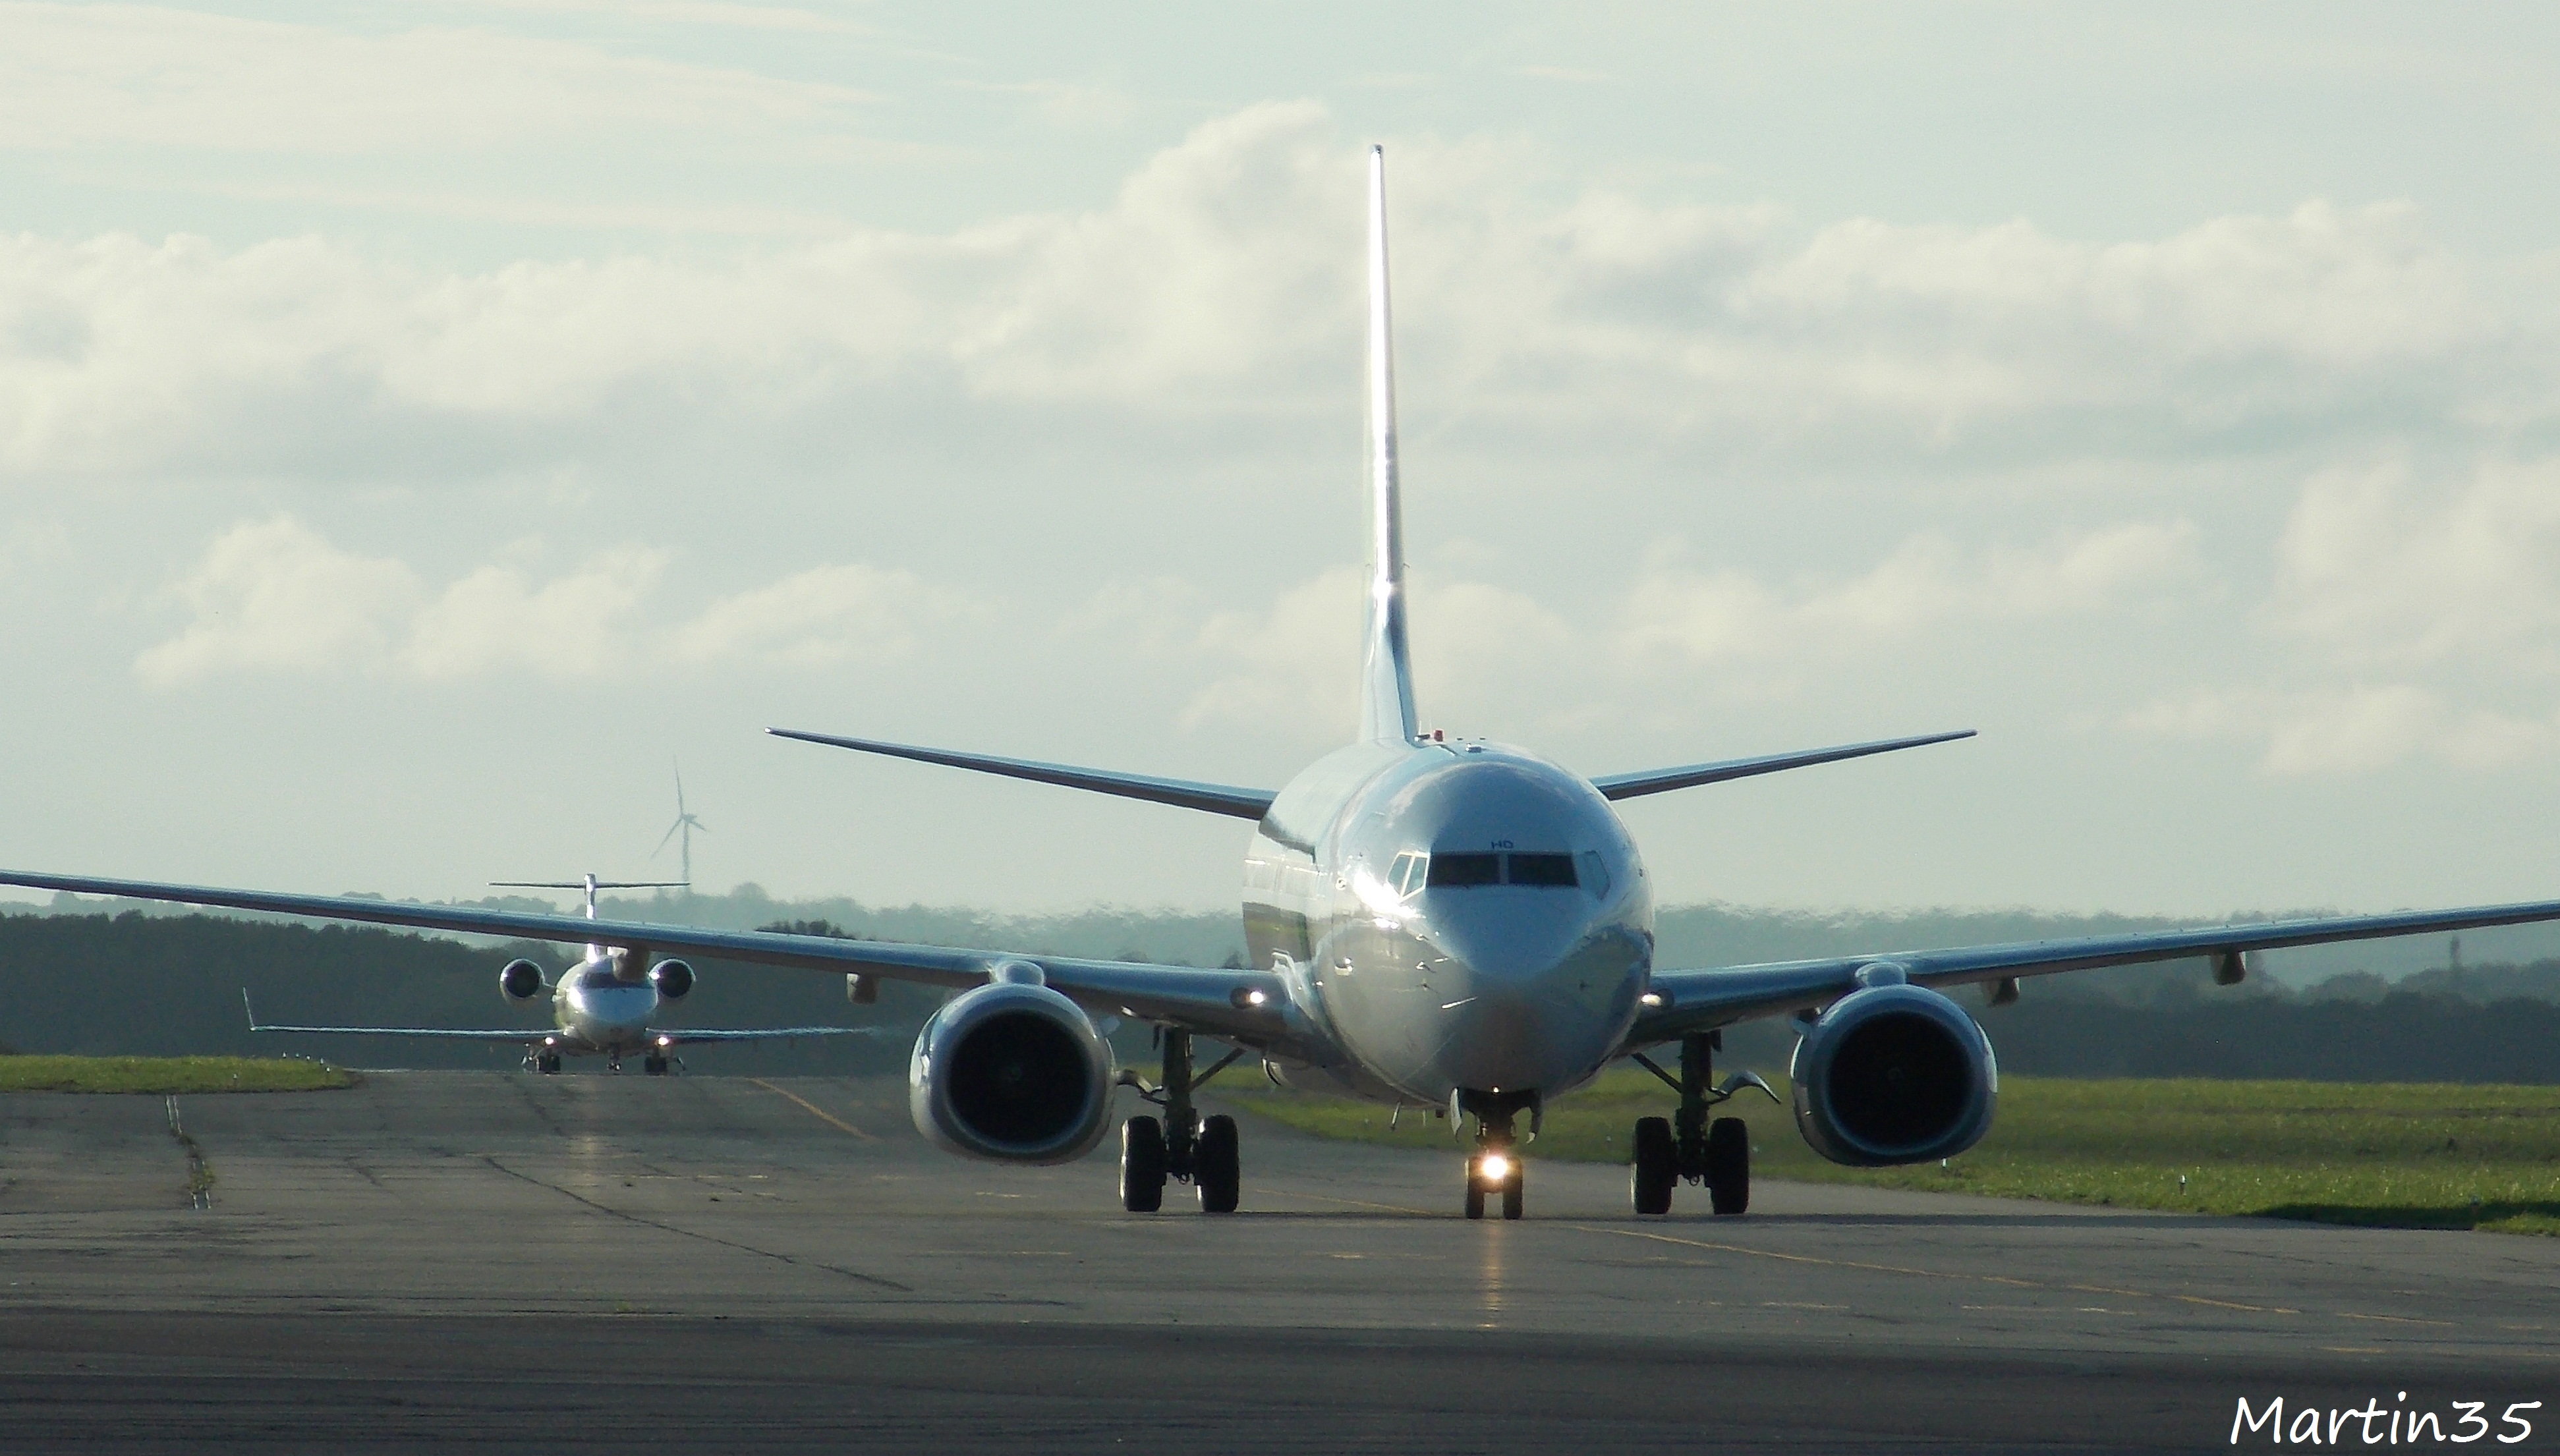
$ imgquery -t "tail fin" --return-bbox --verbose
[1361,144,1419,743]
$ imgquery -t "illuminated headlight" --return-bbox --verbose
[1479,1153,1512,1184]
[1639,992,1664,1008]
[656,1036,671,1048]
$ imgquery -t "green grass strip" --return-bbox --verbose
[0,1055,357,1094]
[1224,1071,2560,1236]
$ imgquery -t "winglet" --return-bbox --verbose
[241,988,264,1032]
[1360,144,1419,744]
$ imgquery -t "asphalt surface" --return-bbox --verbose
[2,1071,2553,1452]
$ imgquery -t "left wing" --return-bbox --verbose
[1591,729,1975,802]
[3,869,1292,1048]
[1629,894,2560,1046]
[654,1026,882,1045]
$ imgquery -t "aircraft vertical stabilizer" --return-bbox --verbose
[1360,144,1419,744]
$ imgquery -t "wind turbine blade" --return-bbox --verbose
[654,820,683,855]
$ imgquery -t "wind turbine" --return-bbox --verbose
[655,763,708,887]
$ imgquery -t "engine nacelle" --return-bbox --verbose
[909,980,1114,1163]
[650,959,694,1000]
[499,959,546,1003]
[1790,982,1997,1167]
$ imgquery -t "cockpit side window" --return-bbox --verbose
[1506,853,1579,887]
[1578,850,1612,899]
[1388,851,1429,898]
[1425,852,1501,888]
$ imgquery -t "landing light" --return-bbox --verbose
[1230,987,1270,1009]
[1639,992,1664,1008]
[1479,1153,1512,1183]
[656,1036,671,1048]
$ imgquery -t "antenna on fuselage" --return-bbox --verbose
[1360,144,1419,745]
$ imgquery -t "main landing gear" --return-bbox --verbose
[1456,1089,1539,1221]
[1116,1028,1246,1214]
[1628,1031,1778,1218]
[525,1045,564,1075]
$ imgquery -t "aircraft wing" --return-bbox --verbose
[242,990,554,1040]
[766,728,1277,820]
[1625,894,2560,1046]
[8,869,1292,1047]
[252,1024,554,1040]
[652,1026,883,1044]
[1591,729,1975,802]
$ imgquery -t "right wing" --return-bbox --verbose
[242,990,554,1041]
[11,869,1292,1048]
[766,728,1276,820]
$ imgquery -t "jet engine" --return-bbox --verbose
[1790,980,1997,1167]
[909,976,1114,1164]
[650,959,694,1000]
[499,959,546,1003]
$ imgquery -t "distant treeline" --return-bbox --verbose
[7,909,2560,1082]
[0,912,917,1074]
[38,886,2560,989]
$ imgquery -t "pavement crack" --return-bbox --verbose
[476,1156,912,1292]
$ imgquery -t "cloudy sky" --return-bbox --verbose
[4,2,2559,920]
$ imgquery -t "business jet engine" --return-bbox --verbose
[649,959,694,999]
[1790,980,1997,1167]
[909,972,1114,1164]
[499,959,546,1003]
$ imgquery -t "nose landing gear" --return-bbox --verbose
[1628,1031,1777,1216]
[1115,1028,1246,1214]
[1455,1090,1539,1220]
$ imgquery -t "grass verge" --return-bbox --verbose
[0,1055,357,1094]
[1223,1071,2560,1236]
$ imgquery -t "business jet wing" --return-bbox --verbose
[652,1026,883,1044]
[7,870,1289,1047]
[1626,894,2560,1046]
[240,990,554,1040]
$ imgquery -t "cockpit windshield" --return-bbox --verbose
[1409,851,1580,890]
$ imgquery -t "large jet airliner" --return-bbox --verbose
[11,148,2560,1220]
[242,874,872,1075]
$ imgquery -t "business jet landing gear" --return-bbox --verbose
[1628,1032,1775,1217]
[1116,1028,1245,1214]
[1458,1091,1537,1221]
[529,1048,563,1075]
[644,1053,671,1077]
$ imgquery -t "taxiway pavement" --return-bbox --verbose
[2,1071,2551,1451]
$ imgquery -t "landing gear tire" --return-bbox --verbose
[1120,1115,1166,1214]
[1707,1115,1750,1217]
[1195,1114,1240,1214]
[1632,1116,1675,1216]
[1500,1159,1525,1221]
[534,1051,563,1075]
[1463,1180,1486,1221]
[643,1054,669,1077]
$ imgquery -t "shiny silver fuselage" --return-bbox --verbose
[1247,738,1654,1106]
[548,961,660,1057]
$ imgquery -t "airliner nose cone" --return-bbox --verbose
[1424,909,1648,1092]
